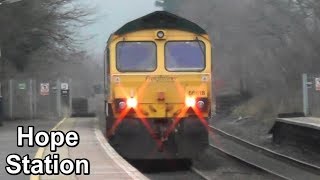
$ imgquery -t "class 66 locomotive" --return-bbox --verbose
[104,11,213,160]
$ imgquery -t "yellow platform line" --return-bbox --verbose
[30,117,67,180]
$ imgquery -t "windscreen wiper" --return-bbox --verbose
[196,36,205,57]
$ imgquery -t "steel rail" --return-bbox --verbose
[191,167,211,180]
[208,125,320,179]
[209,143,289,180]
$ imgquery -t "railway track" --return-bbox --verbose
[131,159,206,180]
[191,167,211,180]
[145,169,206,180]
[208,125,320,180]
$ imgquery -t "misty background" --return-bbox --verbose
[159,0,320,118]
[1,0,319,119]
[0,0,159,98]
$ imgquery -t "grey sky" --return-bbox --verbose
[79,0,160,55]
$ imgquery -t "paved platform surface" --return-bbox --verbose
[277,117,320,130]
[40,118,148,180]
[0,119,59,180]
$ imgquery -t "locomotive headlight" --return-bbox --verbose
[157,31,165,39]
[127,98,138,108]
[185,97,196,107]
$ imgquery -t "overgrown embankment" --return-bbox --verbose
[158,0,320,118]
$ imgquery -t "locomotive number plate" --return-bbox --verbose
[186,87,207,97]
[188,90,207,96]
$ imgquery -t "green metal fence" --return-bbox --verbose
[302,74,320,116]
[2,78,72,120]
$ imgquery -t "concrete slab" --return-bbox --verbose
[36,117,148,180]
[0,119,59,180]
[272,117,320,152]
[277,117,320,130]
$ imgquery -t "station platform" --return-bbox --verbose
[271,117,320,150]
[276,117,320,130]
[31,117,148,180]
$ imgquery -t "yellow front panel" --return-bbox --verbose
[140,104,167,118]
[106,29,213,119]
[111,74,210,103]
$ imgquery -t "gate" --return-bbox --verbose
[8,79,34,119]
[302,74,320,116]
[35,79,59,118]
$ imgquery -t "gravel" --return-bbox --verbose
[211,115,320,167]
[193,147,281,180]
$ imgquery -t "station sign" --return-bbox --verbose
[316,78,320,91]
[61,83,69,96]
[18,83,26,90]
[306,81,313,89]
[61,90,69,96]
[51,86,57,92]
[61,83,69,90]
[40,83,50,96]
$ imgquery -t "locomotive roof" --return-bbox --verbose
[114,11,207,35]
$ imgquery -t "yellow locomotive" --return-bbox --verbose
[104,11,213,160]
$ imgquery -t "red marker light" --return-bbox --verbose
[197,100,205,109]
[118,101,126,110]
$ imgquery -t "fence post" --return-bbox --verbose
[69,78,72,117]
[0,82,3,125]
[9,79,13,120]
[34,79,37,118]
[302,73,309,116]
[29,79,33,120]
[57,79,61,117]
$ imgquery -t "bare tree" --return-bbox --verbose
[0,0,93,71]
[160,0,320,116]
